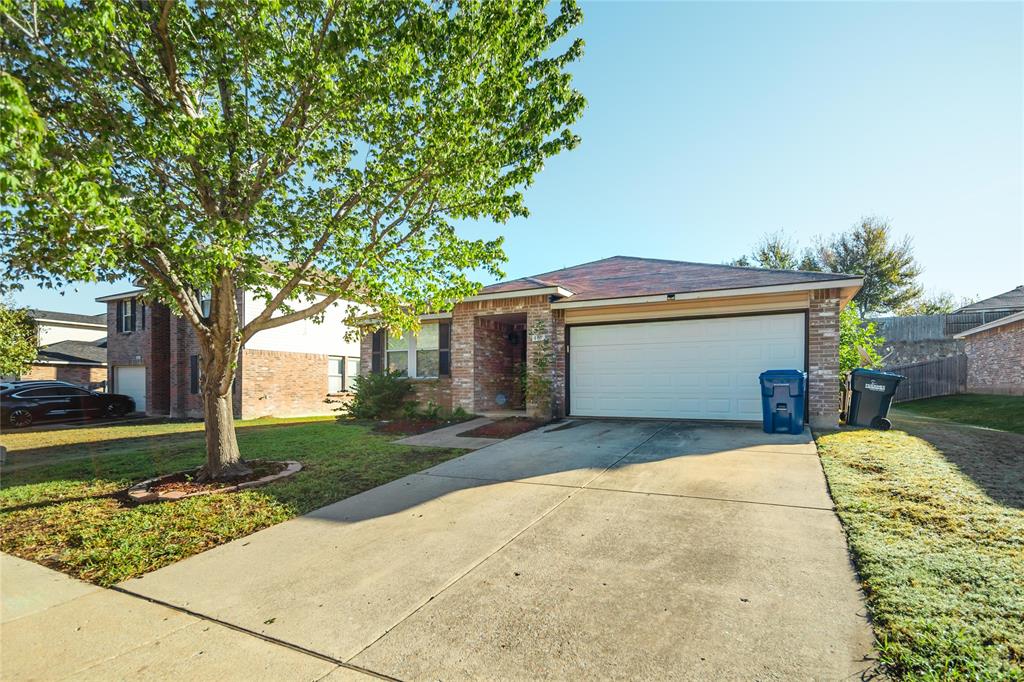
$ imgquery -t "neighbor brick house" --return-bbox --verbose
[16,309,108,389]
[954,310,1024,395]
[99,288,362,418]
[360,256,862,427]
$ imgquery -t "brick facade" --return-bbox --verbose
[106,299,171,414]
[21,364,106,389]
[963,319,1024,395]
[808,290,841,427]
[239,349,335,418]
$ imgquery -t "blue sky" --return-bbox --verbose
[13,1,1023,314]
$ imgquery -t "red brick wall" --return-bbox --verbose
[106,299,171,414]
[21,364,106,389]
[169,316,206,418]
[410,378,453,411]
[808,291,841,427]
[473,317,521,411]
[239,348,334,418]
[964,319,1024,395]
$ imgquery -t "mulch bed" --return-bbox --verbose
[149,460,286,495]
[127,459,302,502]
[458,417,547,439]
[374,418,463,436]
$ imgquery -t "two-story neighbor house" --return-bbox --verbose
[98,289,362,418]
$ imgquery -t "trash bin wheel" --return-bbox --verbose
[870,416,892,431]
[839,411,848,423]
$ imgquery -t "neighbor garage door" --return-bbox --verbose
[568,313,805,420]
[114,366,146,413]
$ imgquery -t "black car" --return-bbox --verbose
[0,381,136,428]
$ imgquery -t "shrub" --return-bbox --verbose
[345,370,414,420]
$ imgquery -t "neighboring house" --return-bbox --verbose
[18,309,108,389]
[97,289,362,418]
[945,285,1024,336]
[954,310,1024,395]
[359,256,862,427]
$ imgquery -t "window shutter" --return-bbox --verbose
[129,298,137,331]
[190,355,199,394]
[116,301,124,333]
[371,331,384,374]
[439,321,451,376]
[140,303,146,330]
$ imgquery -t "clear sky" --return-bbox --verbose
[12,1,1023,315]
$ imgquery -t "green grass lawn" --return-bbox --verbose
[894,394,1024,434]
[0,417,464,586]
[816,422,1024,680]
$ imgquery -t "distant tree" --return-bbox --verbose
[838,302,883,374]
[0,300,37,377]
[895,291,967,316]
[730,230,804,270]
[808,218,923,314]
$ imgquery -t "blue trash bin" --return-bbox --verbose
[759,370,807,434]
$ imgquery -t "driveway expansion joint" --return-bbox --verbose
[109,586,399,681]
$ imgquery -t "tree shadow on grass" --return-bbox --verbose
[894,412,1024,509]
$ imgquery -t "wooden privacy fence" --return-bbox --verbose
[888,355,967,403]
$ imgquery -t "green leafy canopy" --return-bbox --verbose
[0,299,37,376]
[0,0,586,337]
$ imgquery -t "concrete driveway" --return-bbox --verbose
[120,420,876,680]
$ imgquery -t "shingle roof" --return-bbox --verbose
[954,285,1024,313]
[28,309,107,326]
[35,339,107,365]
[480,256,858,301]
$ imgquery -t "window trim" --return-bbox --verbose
[386,324,440,379]
[327,355,361,395]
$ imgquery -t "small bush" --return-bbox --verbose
[346,371,414,420]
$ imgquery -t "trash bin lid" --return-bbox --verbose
[850,368,905,380]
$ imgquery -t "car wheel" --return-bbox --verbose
[9,409,33,428]
[106,403,128,418]
[870,416,892,431]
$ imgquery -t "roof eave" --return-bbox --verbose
[550,278,863,309]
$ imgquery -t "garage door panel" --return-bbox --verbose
[569,314,805,421]
[115,366,146,413]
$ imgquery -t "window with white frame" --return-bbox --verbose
[199,291,212,317]
[328,356,361,393]
[328,356,344,393]
[387,325,439,378]
[120,299,133,332]
[345,357,360,391]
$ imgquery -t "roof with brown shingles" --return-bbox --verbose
[480,256,857,301]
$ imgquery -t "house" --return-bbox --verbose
[18,309,108,388]
[97,289,362,418]
[954,309,1024,395]
[945,285,1024,336]
[359,256,862,427]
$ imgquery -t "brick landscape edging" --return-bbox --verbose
[127,460,302,502]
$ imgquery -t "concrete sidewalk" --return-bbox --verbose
[0,553,374,681]
[392,416,501,449]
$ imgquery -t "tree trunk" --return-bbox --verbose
[199,379,250,480]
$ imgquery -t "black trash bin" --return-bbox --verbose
[847,368,904,430]
[758,369,807,435]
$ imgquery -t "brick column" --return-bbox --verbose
[808,290,841,428]
[526,307,558,419]
[451,305,476,413]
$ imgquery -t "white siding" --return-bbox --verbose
[241,291,363,357]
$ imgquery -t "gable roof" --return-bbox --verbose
[28,309,107,326]
[35,338,107,365]
[479,256,858,302]
[954,285,1024,313]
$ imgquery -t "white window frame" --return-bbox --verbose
[328,356,362,394]
[328,356,344,394]
[199,291,212,318]
[345,357,360,392]
[387,326,439,379]
[121,300,133,332]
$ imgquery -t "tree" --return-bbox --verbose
[808,217,922,314]
[730,230,804,270]
[838,302,884,375]
[1,1,585,479]
[895,291,969,316]
[0,300,37,377]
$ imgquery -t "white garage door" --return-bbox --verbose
[115,366,146,413]
[568,313,805,420]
